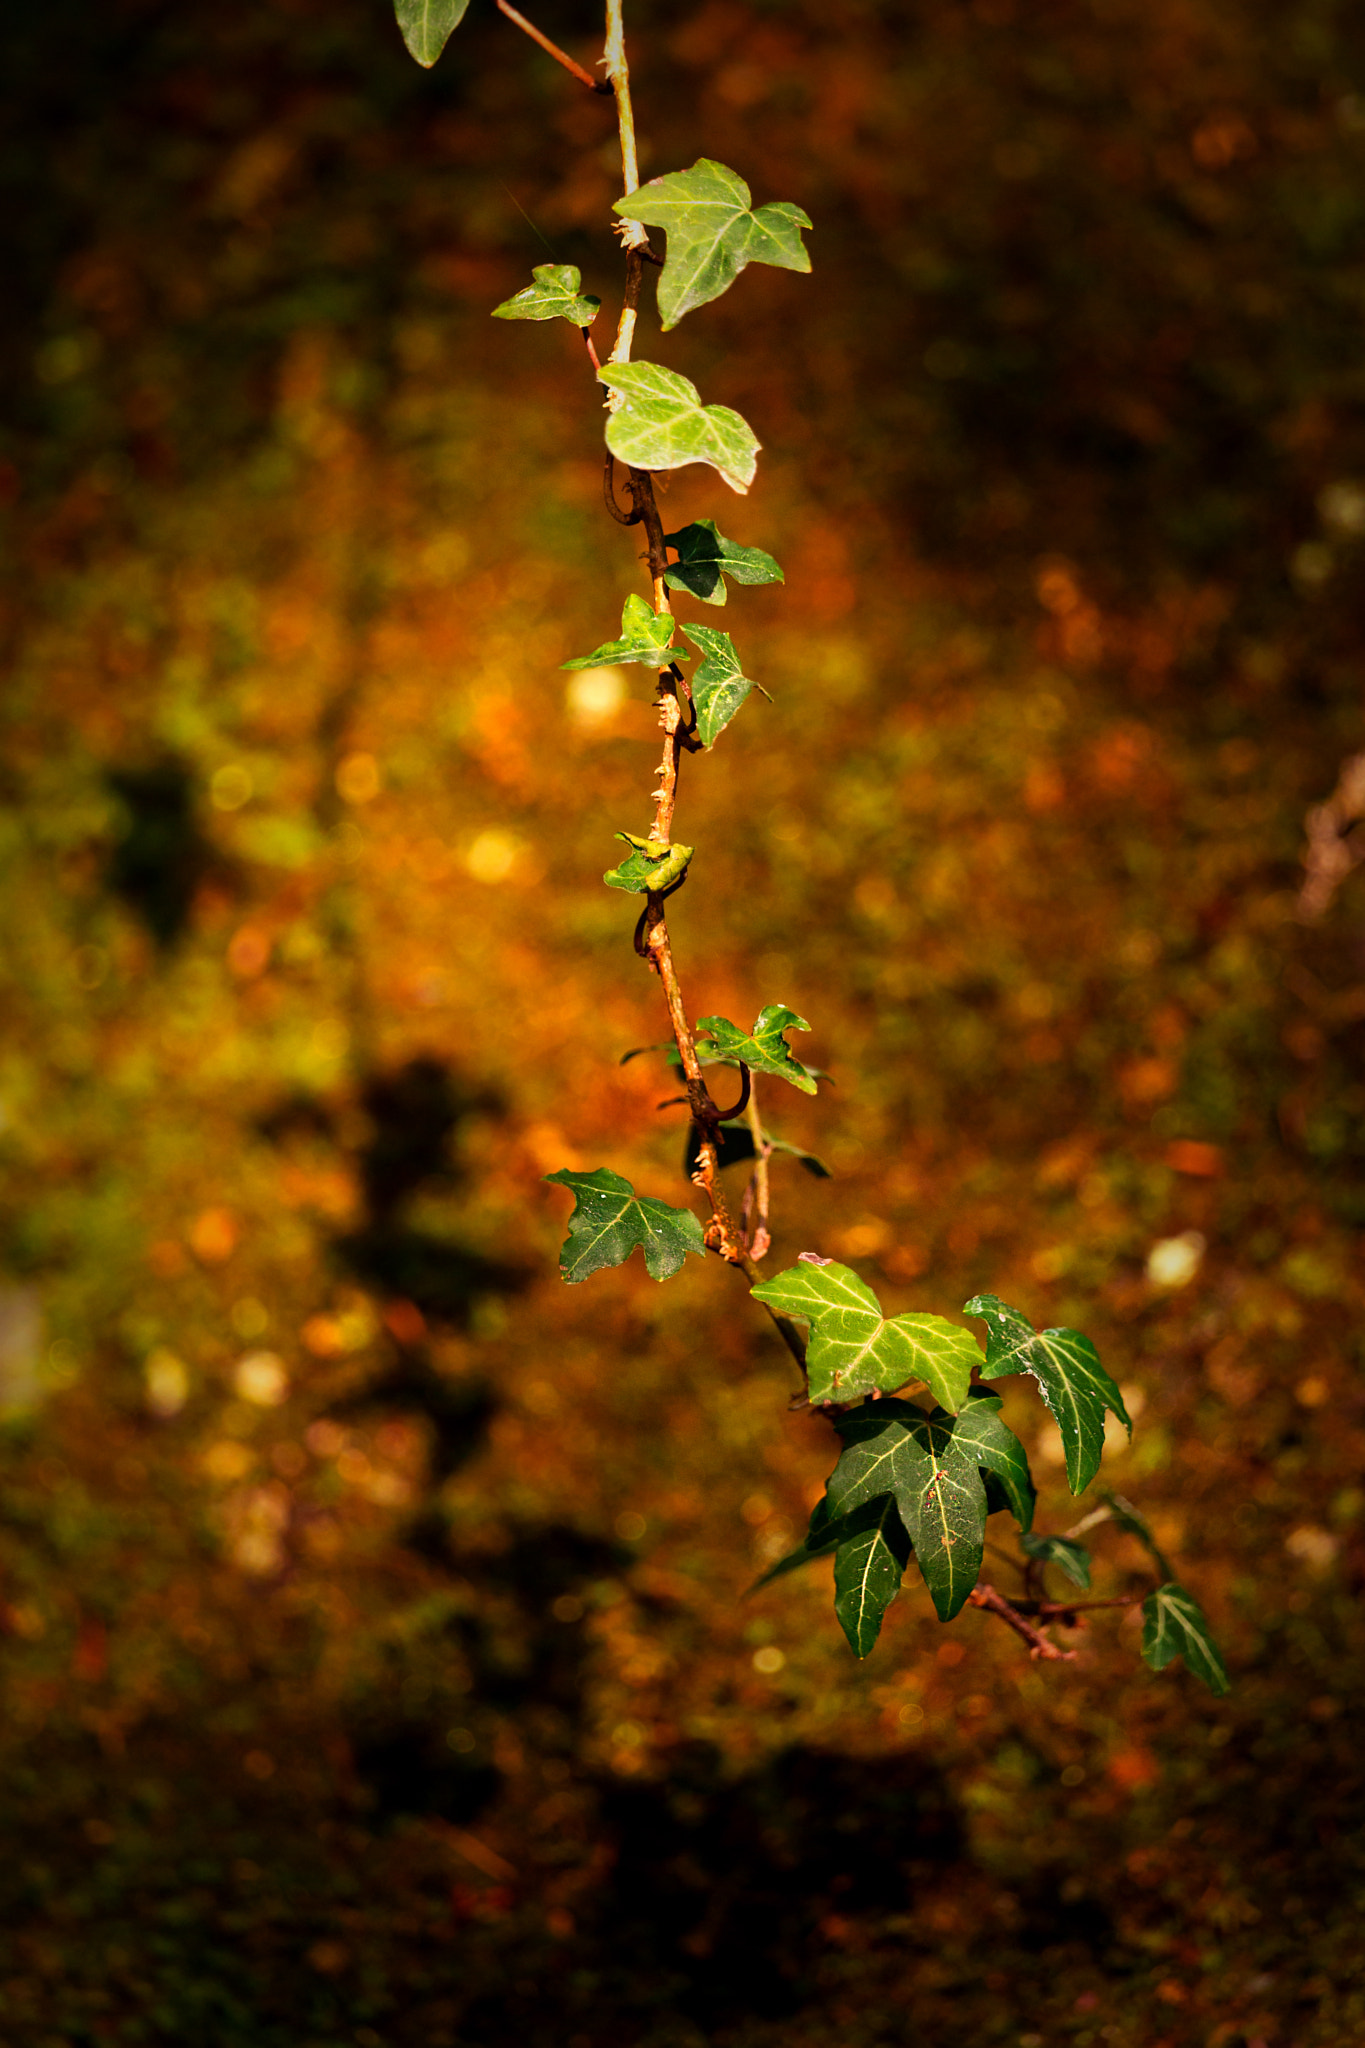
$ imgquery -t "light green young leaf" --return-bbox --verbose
[693,1006,817,1095]
[603,832,694,896]
[825,1400,988,1622]
[394,0,471,66]
[598,362,760,495]
[681,624,763,747]
[612,158,812,327]
[964,1292,1130,1496]
[493,263,601,327]
[544,1167,705,1283]
[664,518,784,605]
[1020,1531,1091,1589]
[1141,1582,1230,1695]
[750,1258,981,1408]
[562,591,686,672]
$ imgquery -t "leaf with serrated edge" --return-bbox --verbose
[664,519,784,605]
[1020,1532,1091,1589]
[1141,1582,1229,1695]
[493,263,600,326]
[824,1400,986,1621]
[613,158,811,327]
[599,362,760,495]
[693,1006,817,1096]
[603,833,694,896]
[751,1259,980,1409]
[544,1167,704,1283]
[394,0,471,66]
[953,1392,1035,1532]
[964,1292,1130,1495]
[563,591,687,672]
[833,1498,911,1657]
[681,624,761,747]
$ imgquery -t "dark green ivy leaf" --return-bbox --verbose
[598,362,760,495]
[681,624,764,747]
[562,591,687,672]
[612,158,812,328]
[664,518,784,605]
[394,0,470,66]
[964,1292,1130,1495]
[681,1120,831,1181]
[1141,1582,1230,1695]
[1019,1531,1091,1589]
[603,832,694,896]
[751,1259,980,1408]
[952,1391,1035,1532]
[544,1167,705,1283]
[750,1496,911,1658]
[493,263,600,327]
[824,1399,994,1621]
[693,1005,818,1094]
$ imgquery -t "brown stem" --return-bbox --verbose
[742,1078,772,1259]
[599,0,805,1390]
[497,0,612,92]
[968,1583,1076,1661]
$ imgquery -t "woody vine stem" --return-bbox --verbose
[394,0,1229,1692]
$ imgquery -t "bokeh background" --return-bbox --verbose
[3,0,1365,2041]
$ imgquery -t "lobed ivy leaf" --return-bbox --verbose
[598,362,760,495]
[612,158,812,328]
[394,0,470,66]
[750,1495,911,1658]
[664,518,784,606]
[693,1005,818,1095]
[563,591,687,672]
[493,263,600,327]
[750,1259,980,1409]
[964,1292,1130,1496]
[833,1497,913,1657]
[544,1167,705,1283]
[824,1399,996,1622]
[1141,1582,1230,1696]
[952,1391,1035,1532]
[603,832,694,896]
[681,1118,831,1181]
[681,624,763,747]
[1020,1531,1092,1590]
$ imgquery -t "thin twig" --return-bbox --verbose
[968,1583,1076,1661]
[497,0,612,92]
[741,1078,772,1259]
[598,0,807,1391]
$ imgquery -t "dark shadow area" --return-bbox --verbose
[104,759,213,948]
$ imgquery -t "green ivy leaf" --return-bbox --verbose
[680,625,763,747]
[693,1006,818,1095]
[964,1292,1130,1496]
[1020,1532,1091,1589]
[750,1259,980,1409]
[394,0,471,66]
[766,1135,832,1179]
[663,519,784,605]
[562,591,687,672]
[833,1497,912,1657]
[1141,1582,1230,1696]
[612,158,812,328]
[952,1391,1035,1532]
[824,1399,989,1622]
[493,263,601,327]
[544,1167,705,1283]
[598,363,760,495]
[750,1496,910,1658]
[603,832,694,896]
